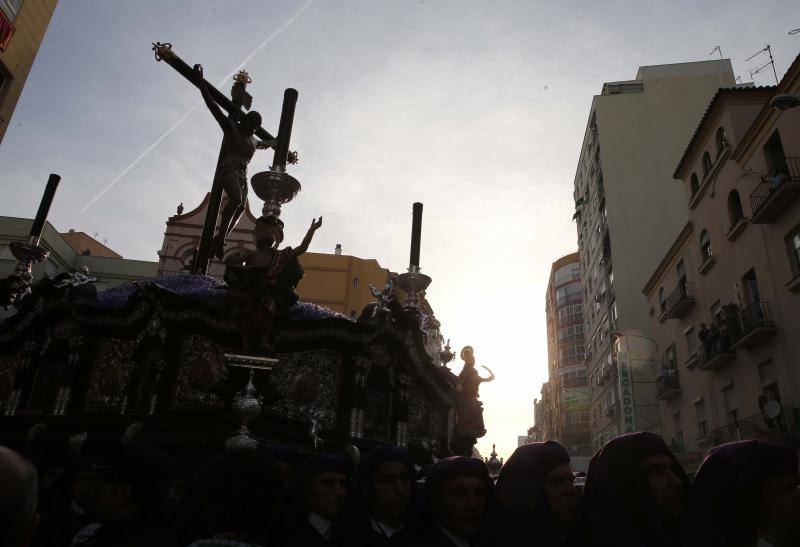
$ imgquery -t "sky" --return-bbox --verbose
[1,0,798,460]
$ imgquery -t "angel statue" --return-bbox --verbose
[368,279,395,318]
[224,216,322,352]
[455,346,495,434]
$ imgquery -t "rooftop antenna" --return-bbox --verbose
[745,45,779,85]
[709,45,723,59]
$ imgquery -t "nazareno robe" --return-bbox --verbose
[680,440,799,547]
[580,432,690,547]
[481,441,577,547]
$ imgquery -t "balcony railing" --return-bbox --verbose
[561,376,588,389]
[709,407,800,446]
[664,282,695,319]
[750,157,800,223]
[656,369,681,400]
[733,301,777,349]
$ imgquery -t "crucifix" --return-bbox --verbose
[152,42,298,274]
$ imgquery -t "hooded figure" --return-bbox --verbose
[681,440,800,547]
[483,441,578,547]
[70,442,178,547]
[347,445,417,546]
[279,451,353,547]
[411,456,492,547]
[581,432,689,547]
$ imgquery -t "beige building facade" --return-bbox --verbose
[644,54,800,454]
[573,60,737,450]
[0,0,57,143]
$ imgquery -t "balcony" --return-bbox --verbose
[561,376,588,389]
[656,369,681,400]
[664,282,695,319]
[699,336,735,371]
[732,302,777,350]
[709,407,800,446]
[698,305,740,371]
[750,157,800,223]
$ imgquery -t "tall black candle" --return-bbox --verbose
[30,174,61,241]
[409,202,423,269]
[272,88,298,171]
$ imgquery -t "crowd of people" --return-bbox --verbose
[0,433,798,547]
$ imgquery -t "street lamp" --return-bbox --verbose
[770,94,800,110]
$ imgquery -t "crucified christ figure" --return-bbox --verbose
[193,64,274,260]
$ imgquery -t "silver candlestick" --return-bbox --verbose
[223,353,278,451]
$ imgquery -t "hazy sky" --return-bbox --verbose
[1,0,798,459]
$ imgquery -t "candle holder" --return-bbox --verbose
[223,353,278,451]
[396,268,431,309]
[7,240,49,305]
[250,169,301,218]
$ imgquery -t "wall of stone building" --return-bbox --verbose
[0,0,58,143]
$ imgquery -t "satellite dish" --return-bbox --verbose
[763,400,782,419]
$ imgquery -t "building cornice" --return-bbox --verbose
[673,88,775,180]
[642,221,694,296]
[731,53,800,162]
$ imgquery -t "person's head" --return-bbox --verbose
[427,457,491,540]
[683,440,799,547]
[203,450,282,542]
[496,441,577,526]
[360,446,415,528]
[71,468,103,512]
[582,432,689,545]
[89,442,173,522]
[254,216,284,249]
[642,453,685,520]
[0,446,39,547]
[460,346,475,366]
[296,452,352,521]
[239,111,261,136]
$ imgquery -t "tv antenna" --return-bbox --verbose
[709,45,723,59]
[745,45,779,85]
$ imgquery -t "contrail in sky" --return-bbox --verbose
[81,0,317,213]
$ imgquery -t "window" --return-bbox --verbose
[690,173,700,196]
[555,263,581,285]
[353,278,360,289]
[0,62,10,96]
[702,152,713,177]
[722,384,739,425]
[699,230,712,261]
[727,190,744,226]
[759,360,781,404]
[672,412,683,447]
[710,301,722,324]
[715,127,728,157]
[763,131,788,175]
[0,0,23,22]
[695,400,708,437]
[785,224,800,277]
[685,326,697,357]
[665,344,677,369]
[676,260,686,284]
[556,283,582,306]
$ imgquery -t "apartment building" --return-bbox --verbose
[573,60,737,449]
[644,54,800,453]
